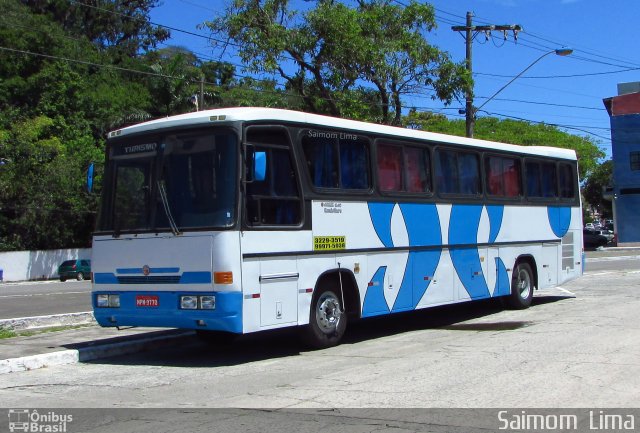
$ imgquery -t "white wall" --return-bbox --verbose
[0,248,91,282]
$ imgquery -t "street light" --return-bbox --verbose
[467,47,573,137]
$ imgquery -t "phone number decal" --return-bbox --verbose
[313,236,346,251]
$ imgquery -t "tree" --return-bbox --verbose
[22,0,170,59]
[0,0,153,250]
[202,0,470,125]
[582,160,613,219]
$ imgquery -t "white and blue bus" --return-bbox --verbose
[92,107,583,348]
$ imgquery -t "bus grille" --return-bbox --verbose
[117,276,181,284]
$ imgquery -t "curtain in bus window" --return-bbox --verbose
[273,149,298,197]
[405,147,431,193]
[377,144,403,191]
[541,162,558,198]
[559,163,575,199]
[526,162,541,197]
[436,150,458,194]
[486,156,504,196]
[340,138,370,189]
[458,152,480,195]
[303,137,338,188]
[503,158,521,197]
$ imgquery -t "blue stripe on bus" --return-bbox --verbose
[179,272,212,284]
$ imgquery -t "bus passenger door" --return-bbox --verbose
[242,125,304,329]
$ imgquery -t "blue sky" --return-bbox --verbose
[150,0,640,159]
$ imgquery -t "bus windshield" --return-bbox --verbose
[99,129,237,233]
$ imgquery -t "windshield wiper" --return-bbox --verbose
[157,180,181,236]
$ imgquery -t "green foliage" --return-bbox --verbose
[582,159,613,219]
[203,0,470,125]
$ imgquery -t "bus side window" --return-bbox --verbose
[486,155,522,198]
[436,149,480,196]
[377,144,403,191]
[559,163,576,199]
[302,132,370,190]
[246,146,301,226]
[526,160,558,199]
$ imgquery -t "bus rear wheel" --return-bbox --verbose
[508,262,534,309]
[302,287,347,349]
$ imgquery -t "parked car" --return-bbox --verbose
[595,229,614,243]
[58,259,91,281]
[583,230,608,250]
[585,223,595,230]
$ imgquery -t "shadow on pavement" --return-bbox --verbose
[86,294,573,369]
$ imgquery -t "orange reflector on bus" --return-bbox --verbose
[214,271,233,284]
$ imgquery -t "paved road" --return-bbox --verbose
[1,266,639,410]
[0,280,91,319]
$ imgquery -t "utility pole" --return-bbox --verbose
[452,13,522,138]
[199,75,205,111]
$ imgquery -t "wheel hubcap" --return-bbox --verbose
[517,269,531,299]
[316,292,343,334]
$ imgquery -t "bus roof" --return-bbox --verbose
[109,107,577,161]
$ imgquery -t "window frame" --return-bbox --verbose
[374,139,433,197]
[434,147,483,198]
[524,158,560,202]
[243,125,304,228]
[299,128,373,195]
[483,153,523,201]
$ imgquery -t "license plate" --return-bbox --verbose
[136,295,159,307]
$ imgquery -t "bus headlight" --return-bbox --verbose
[200,295,216,310]
[180,295,198,309]
[96,294,109,308]
[96,294,120,308]
[109,294,120,308]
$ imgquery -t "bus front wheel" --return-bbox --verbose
[508,262,534,309]
[302,287,347,349]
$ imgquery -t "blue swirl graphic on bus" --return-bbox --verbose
[366,203,442,313]
[368,202,395,248]
[394,204,442,310]
[362,266,390,317]
[486,205,504,243]
[547,206,571,238]
[449,205,490,299]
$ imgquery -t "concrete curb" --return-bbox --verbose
[0,312,95,331]
[0,329,194,375]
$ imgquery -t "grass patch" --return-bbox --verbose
[0,324,94,339]
[0,327,18,339]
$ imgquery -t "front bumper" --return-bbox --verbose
[92,291,243,333]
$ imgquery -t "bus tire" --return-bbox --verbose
[302,287,347,349]
[508,262,534,309]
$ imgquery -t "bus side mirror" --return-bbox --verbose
[253,151,266,182]
[86,162,95,193]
